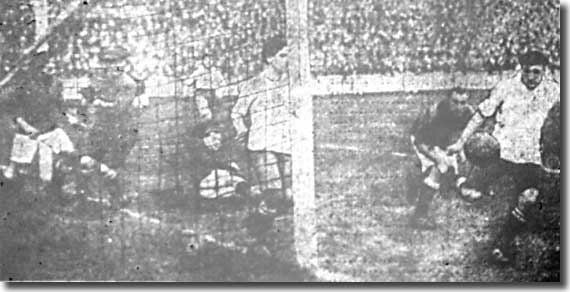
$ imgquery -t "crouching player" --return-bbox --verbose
[191,121,249,201]
[74,45,146,206]
[407,88,474,229]
[489,100,560,265]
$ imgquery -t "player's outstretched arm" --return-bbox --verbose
[413,137,438,164]
[447,111,485,154]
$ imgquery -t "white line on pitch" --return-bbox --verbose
[317,143,367,152]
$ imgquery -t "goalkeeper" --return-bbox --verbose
[407,88,474,229]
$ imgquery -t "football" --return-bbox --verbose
[464,132,501,166]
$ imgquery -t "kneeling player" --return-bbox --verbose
[489,100,560,265]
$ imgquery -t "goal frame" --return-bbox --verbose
[286,0,318,272]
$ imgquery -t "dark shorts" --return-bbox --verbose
[84,119,138,169]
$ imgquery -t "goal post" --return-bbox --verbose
[286,0,318,271]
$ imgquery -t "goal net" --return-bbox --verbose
[1,0,317,281]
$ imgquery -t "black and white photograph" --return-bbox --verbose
[0,0,562,282]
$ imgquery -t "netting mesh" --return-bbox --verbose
[1,0,312,281]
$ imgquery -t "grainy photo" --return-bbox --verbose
[0,0,561,282]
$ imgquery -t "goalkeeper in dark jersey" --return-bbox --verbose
[407,87,474,229]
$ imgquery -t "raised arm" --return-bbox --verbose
[231,79,257,145]
[447,85,504,154]
[231,94,249,145]
[14,116,39,135]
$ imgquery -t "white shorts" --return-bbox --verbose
[199,169,246,199]
[411,136,460,190]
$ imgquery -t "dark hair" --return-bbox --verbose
[435,88,469,126]
[518,50,549,66]
[436,98,453,121]
[261,35,287,64]
[192,121,221,138]
[449,87,467,96]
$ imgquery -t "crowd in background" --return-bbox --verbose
[0,0,561,280]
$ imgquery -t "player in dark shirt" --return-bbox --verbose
[190,118,248,201]
[408,87,474,229]
[74,46,146,206]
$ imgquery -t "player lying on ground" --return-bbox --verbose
[191,120,248,201]
[482,101,560,265]
[445,50,560,265]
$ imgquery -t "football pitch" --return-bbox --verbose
[312,90,559,282]
[1,90,559,281]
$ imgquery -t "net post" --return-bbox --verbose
[286,0,317,271]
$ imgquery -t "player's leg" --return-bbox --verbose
[275,152,292,201]
[105,129,133,209]
[251,150,282,194]
[439,152,464,200]
[490,164,557,264]
[116,125,138,169]
[489,187,538,264]
[79,123,120,204]
[244,151,283,244]
[404,159,422,205]
[534,171,561,230]
[456,159,509,201]
[409,165,439,230]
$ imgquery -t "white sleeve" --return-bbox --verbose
[231,88,250,134]
[478,84,506,118]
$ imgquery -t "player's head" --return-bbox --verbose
[203,129,222,151]
[194,122,223,151]
[449,87,469,105]
[519,50,548,90]
[438,87,470,121]
[262,35,288,74]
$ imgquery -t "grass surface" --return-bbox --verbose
[313,91,560,282]
[0,91,560,281]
